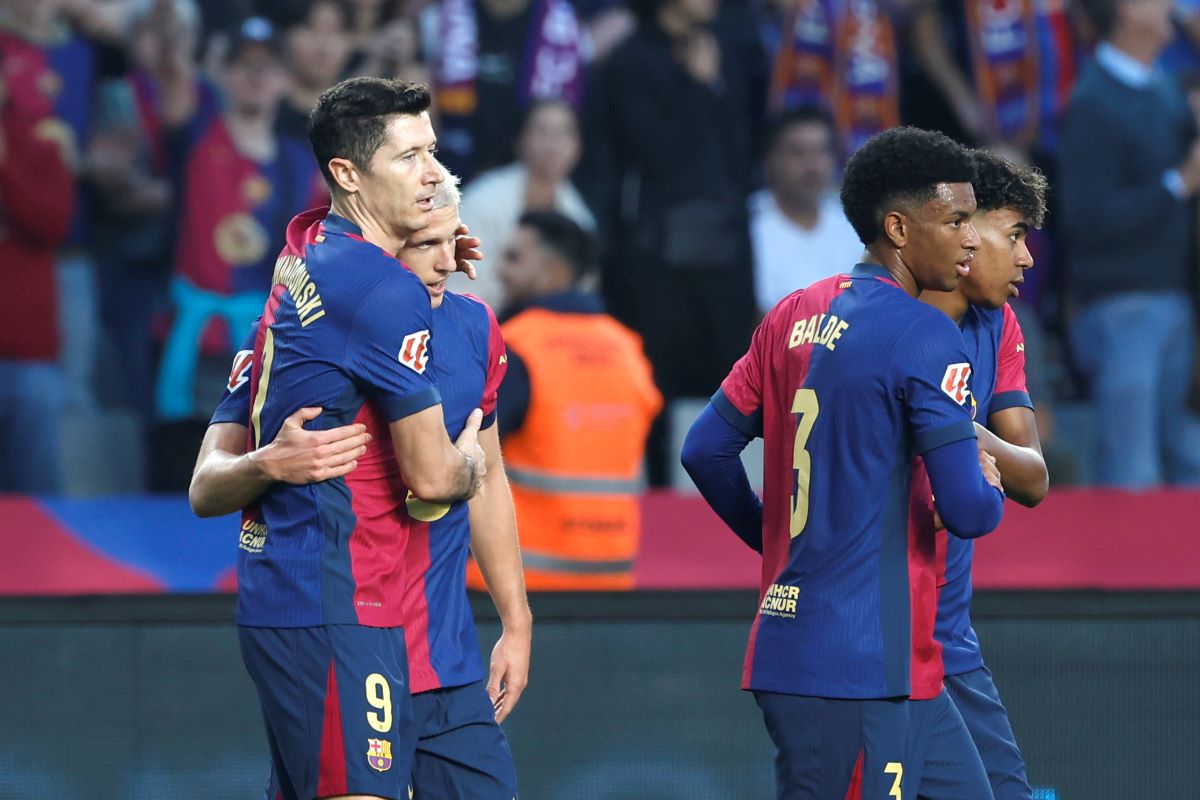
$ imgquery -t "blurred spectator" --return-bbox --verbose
[766,0,900,155]
[357,15,431,84]
[474,211,661,590]
[902,0,1078,160]
[428,0,585,180]
[1060,0,1200,488]
[150,16,321,461]
[0,44,77,493]
[1,0,125,417]
[86,0,197,423]
[750,106,862,314]
[581,0,756,483]
[276,0,354,142]
[455,99,594,308]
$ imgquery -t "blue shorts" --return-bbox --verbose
[411,681,518,799]
[904,689,992,799]
[754,692,908,800]
[239,624,416,800]
[945,667,1032,800]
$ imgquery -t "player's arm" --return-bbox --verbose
[468,424,531,723]
[681,396,764,553]
[924,437,1005,538]
[978,303,1048,507]
[388,407,485,503]
[976,412,1047,507]
[189,410,372,518]
[903,314,1005,539]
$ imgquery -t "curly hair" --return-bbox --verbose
[839,127,977,245]
[970,149,1049,229]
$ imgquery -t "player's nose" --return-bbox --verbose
[962,221,981,250]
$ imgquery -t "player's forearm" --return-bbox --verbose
[975,423,1048,508]
[468,466,531,630]
[189,450,272,518]
[925,437,1006,539]
[410,444,481,504]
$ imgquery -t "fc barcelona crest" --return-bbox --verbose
[367,738,393,772]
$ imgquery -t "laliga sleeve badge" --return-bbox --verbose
[399,330,431,374]
[227,350,254,392]
[941,363,972,405]
[367,738,393,772]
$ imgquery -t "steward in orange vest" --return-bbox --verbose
[466,212,662,591]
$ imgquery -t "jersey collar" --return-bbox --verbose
[851,262,900,287]
[321,212,364,238]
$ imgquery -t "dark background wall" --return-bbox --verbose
[0,592,1195,799]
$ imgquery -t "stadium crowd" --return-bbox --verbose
[3,0,1200,496]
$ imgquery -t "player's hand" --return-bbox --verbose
[979,447,1003,491]
[487,622,531,724]
[454,408,488,494]
[251,407,371,484]
[453,223,482,280]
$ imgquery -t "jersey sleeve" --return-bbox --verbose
[714,313,771,438]
[894,311,978,454]
[991,303,1034,414]
[209,321,258,426]
[346,272,442,422]
[480,300,508,429]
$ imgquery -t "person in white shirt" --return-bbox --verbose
[455,99,596,309]
[751,107,863,314]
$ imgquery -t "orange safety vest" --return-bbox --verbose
[466,307,662,591]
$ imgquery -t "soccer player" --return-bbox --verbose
[195,176,530,798]
[681,126,1006,799]
[190,78,487,800]
[913,150,1050,800]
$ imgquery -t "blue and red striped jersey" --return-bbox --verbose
[402,291,507,693]
[212,208,444,628]
[935,302,1032,676]
[715,263,978,699]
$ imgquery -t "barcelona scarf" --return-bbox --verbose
[435,0,584,176]
[769,0,899,156]
[965,0,1041,147]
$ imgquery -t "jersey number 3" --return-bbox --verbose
[789,388,819,538]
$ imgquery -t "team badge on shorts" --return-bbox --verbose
[367,738,393,772]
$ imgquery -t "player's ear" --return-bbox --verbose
[882,209,909,249]
[327,157,361,196]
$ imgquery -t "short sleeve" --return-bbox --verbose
[209,321,258,426]
[991,303,1034,414]
[346,272,442,422]
[715,314,771,437]
[893,311,978,454]
[480,301,507,429]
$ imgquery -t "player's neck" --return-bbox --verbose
[329,196,407,256]
[863,248,919,297]
[919,288,969,324]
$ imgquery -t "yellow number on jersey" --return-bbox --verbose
[789,388,819,538]
[249,328,276,449]
[885,761,903,799]
[365,673,392,733]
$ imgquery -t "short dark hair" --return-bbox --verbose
[516,98,577,141]
[764,105,839,157]
[971,149,1049,228]
[1078,0,1120,39]
[839,126,977,244]
[308,78,431,190]
[518,210,593,281]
